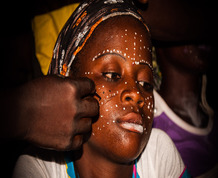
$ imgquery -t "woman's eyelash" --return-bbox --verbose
[102,72,152,91]
[138,81,153,91]
[102,72,121,81]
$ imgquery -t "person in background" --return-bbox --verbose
[137,0,218,177]
[152,43,218,177]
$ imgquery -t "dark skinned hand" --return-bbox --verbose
[0,75,99,151]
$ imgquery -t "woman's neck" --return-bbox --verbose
[159,63,209,128]
[73,145,134,178]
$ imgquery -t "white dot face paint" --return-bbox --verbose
[86,24,153,143]
[91,28,153,71]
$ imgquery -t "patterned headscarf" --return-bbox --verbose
[48,0,149,76]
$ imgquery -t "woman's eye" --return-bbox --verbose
[102,72,121,82]
[138,81,153,91]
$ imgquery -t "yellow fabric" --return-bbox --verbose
[32,4,79,75]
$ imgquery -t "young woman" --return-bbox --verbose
[13,0,190,177]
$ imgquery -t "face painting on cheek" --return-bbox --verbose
[91,90,154,137]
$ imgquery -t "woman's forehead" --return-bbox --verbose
[96,16,149,39]
[84,16,151,52]
[81,16,152,64]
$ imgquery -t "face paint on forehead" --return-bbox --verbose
[92,49,153,70]
[91,28,153,71]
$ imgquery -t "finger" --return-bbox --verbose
[67,118,93,150]
[74,117,93,134]
[76,96,99,119]
[70,77,96,98]
[67,135,84,151]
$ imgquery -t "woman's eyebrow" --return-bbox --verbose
[93,52,126,61]
[139,62,154,72]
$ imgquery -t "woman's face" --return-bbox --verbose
[73,16,153,163]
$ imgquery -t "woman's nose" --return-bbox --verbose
[121,89,144,108]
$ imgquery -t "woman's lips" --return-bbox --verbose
[117,112,144,134]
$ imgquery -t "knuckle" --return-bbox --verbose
[85,77,95,90]
[71,135,84,150]
[53,138,72,151]
[82,118,92,131]
[88,98,100,114]
[65,82,77,96]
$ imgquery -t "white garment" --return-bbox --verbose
[137,129,185,178]
[13,128,185,178]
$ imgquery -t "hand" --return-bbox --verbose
[16,76,99,151]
